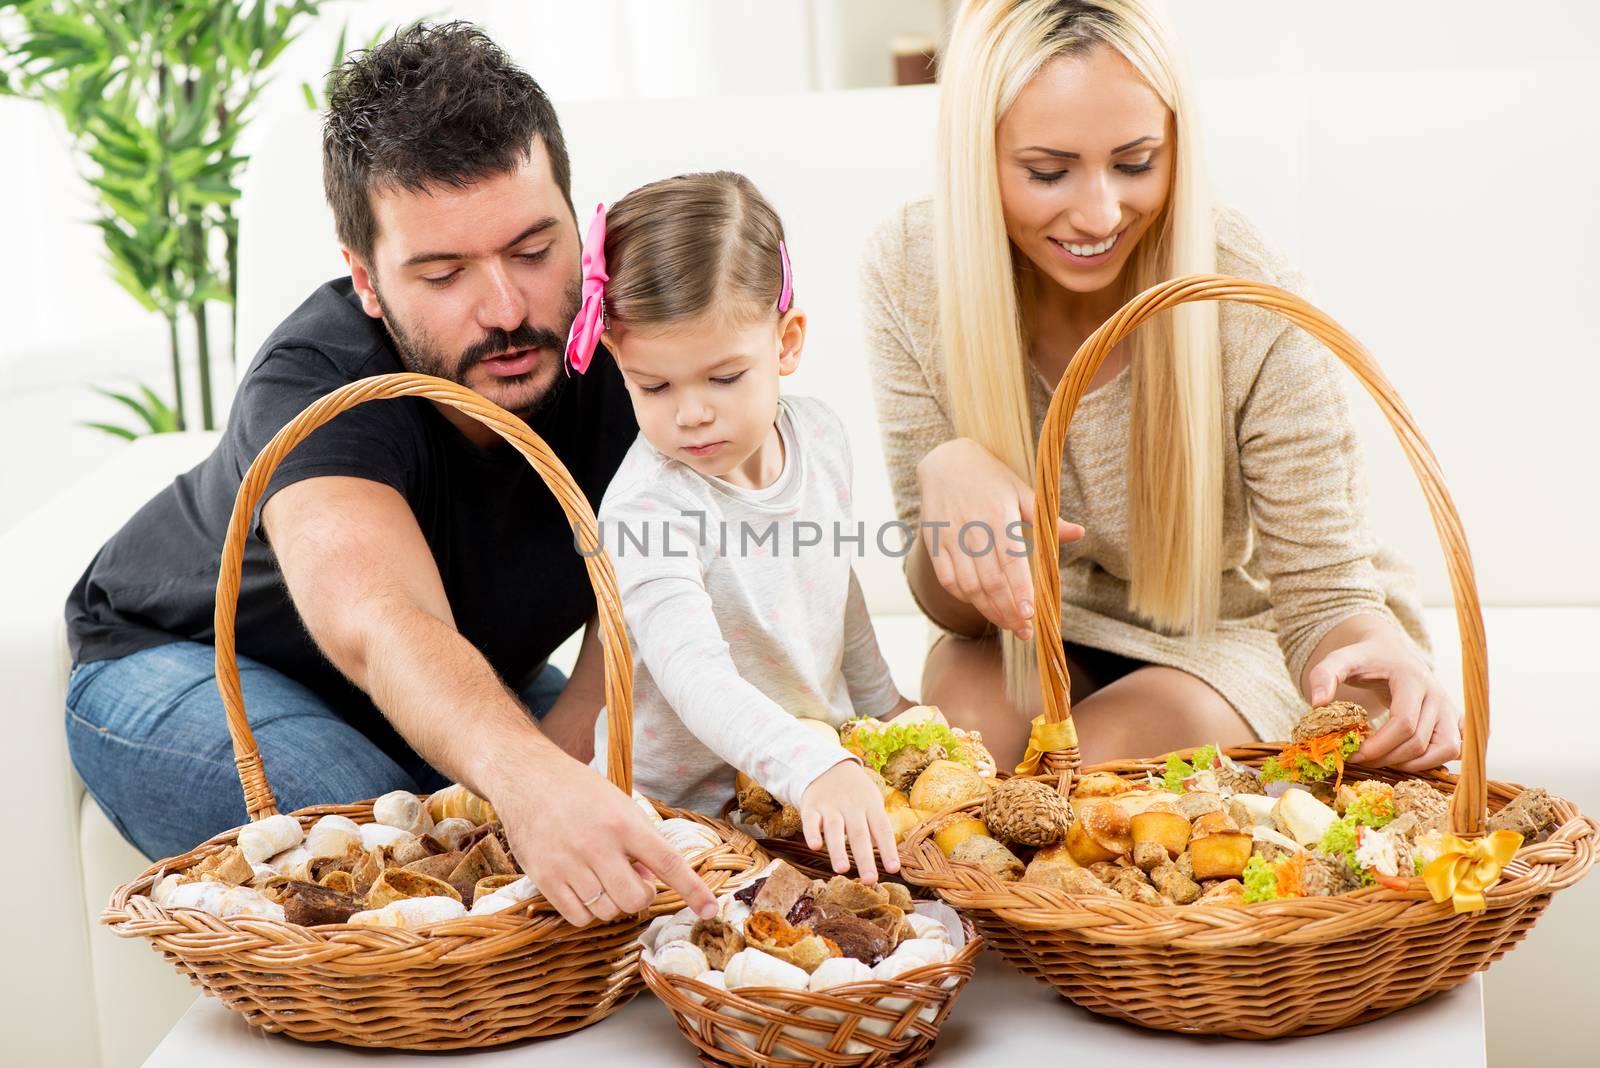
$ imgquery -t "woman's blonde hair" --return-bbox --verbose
[937,0,1222,704]
[602,170,788,332]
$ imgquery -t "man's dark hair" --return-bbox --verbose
[322,21,573,264]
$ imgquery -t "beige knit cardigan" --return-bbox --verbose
[859,199,1429,741]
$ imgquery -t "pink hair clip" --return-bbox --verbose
[777,239,793,314]
[564,202,608,375]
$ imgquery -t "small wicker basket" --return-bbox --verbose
[642,908,982,1067]
[898,275,1597,1038]
[101,373,762,1049]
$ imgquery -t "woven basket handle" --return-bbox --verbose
[214,372,635,821]
[1030,275,1488,837]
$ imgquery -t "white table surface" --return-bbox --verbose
[145,953,1485,1065]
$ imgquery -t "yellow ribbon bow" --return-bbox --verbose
[1014,714,1079,776]
[1422,830,1524,914]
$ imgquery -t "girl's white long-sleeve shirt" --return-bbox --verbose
[589,395,901,814]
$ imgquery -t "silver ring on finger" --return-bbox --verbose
[581,889,609,908]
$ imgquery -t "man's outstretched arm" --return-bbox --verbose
[263,475,714,924]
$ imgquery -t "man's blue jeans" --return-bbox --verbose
[65,641,567,860]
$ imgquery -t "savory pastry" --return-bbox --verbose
[1073,772,1130,799]
[1228,793,1279,830]
[359,823,411,854]
[1196,878,1245,906]
[985,778,1073,847]
[690,917,747,970]
[318,870,356,895]
[401,851,463,883]
[1175,792,1227,820]
[1391,780,1450,833]
[812,914,892,965]
[752,862,815,916]
[1149,858,1202,904]
[930,812,990,856]
[1065,800,1132,865]
[467,875,540,915]
[653,940,710,978]
[734,771,803,839]
[237,814,304,865]
[909,760,986,813]
[744,910,839,973]
[948,835,1025,881]
[193,846,253,886]
[281,880,365,926]
[364,868,462,908]
[430,818,476,851]
[349,896,466,929]
[425,783,497,825]
[1263,701,1371,786]
[373,790,435,835]
[882,788,924,842]
[1188,822,1252,880]
[1130,808,1191,859]
[1021,863,1111,896]
[723,947,810,990]
[1488,787,1559,844]
[808,956,874,990]
[304,815,363,860]
[1249,826,1304,861]
[1213,752,1266,796]
[1274,788,1339,847]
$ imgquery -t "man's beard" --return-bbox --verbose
[373,280,581,421]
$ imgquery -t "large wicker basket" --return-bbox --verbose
[899,275,1597,1038]
[102,373,762,1049]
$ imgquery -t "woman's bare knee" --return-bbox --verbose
[1071,666,1253,763]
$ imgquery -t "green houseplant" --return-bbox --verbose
[2,0,328,434]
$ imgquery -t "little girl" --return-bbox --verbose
[566,171,911,881]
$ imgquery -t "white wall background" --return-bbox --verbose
[5,0,1599,607]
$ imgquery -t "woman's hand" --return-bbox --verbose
[915,437,1083,640]
[1302,616,1463,772]
[800,761,901,884]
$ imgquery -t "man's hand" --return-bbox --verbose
[800,761,901,884]
[486,745,717,926]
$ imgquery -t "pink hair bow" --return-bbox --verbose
[564,202,608,375]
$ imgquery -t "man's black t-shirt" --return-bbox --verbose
[66,278,638,763]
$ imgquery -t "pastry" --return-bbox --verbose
[430,818,475,851]
[734,772,803,839]
[305,815,363,860]
[349,896,465,929]
[237,814,303,865]
[948,835,1024,881]
[317,870,357,895]
[445,834,516,902]
[1149,858,1202,904]
[812,914,892,965]
[690,917,746,970]
[373,790,434,835]
[1175,792,1226,820]
[193,846,253,886]
[402,851,463,884]
[930,812,989,856]
[723,947,810,990]
[984,778,1073,847]
[1189,824,1252,880]
[909,760,986,812]
[652,940,710,978]
[1021,863,1110,896]
[1065,800,1132,865]
[1273,788,1339,847]
[281,880,364,926]
[809,956,873,990]
[1488,787,1558,844]
[359,823,411,854]
[425,783,496,825]
[1229,793,1279,830]
[752,861,814,916]
[364,868,462,908]
[1130,808,1191,859]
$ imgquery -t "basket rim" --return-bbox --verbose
[896,752,1597,941]
[103,795,765,951]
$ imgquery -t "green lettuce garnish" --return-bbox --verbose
[1345,785,1396,829]
[847,718,970,773]
[1159,744,1219,793]
[1261,731,1364,785]
[1243,854,1279,903]
[1414,855,1427,876]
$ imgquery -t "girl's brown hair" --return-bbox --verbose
[602,171,789,332]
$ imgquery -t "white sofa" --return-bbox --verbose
[4,79,1597,1067]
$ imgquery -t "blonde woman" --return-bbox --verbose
[861,0,1461,771]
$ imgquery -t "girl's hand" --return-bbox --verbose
[915,438,1084,640]
[800,761,901,884]
[1303,625,1463,772]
